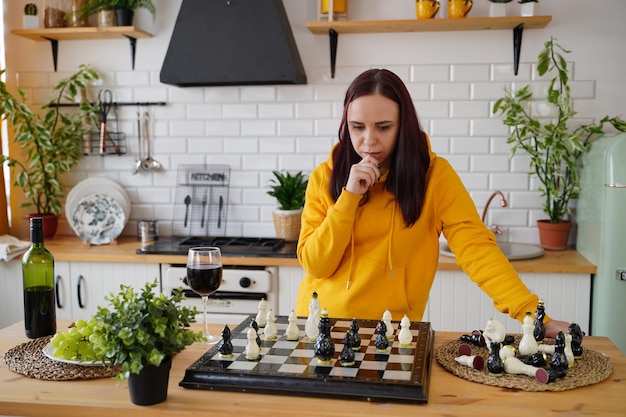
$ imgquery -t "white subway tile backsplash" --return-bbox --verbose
[489,173,529,190]
[431,119,470,136]
[411,65,450,82]
[241,120,276,136]
[169,120,205,136]
[260,137,296,154]
[205,120,240,136]
[223,103,257,119]
[450,101,489,118]
[431,82,471,100]
[241,86,276,102]
[187,104,222,119]
[259,103,294,119]
[115,70,150,86]
[471,118,509,136]
[278,120,314,136]
[470,155,509,172]
[451,137,489,154]
[295,102,333,119]
[414,101,449,118]
[451,64,490,82]
[205,87,240,102]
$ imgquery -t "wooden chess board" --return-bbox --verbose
[179,314,435,403]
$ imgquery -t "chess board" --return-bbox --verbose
[179,315,435,403]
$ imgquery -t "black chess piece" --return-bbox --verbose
[549,331,568,379]
[250,319,262,347]
[502,334,515,347]
[520,352,547,367]
[339,332,356,367]
[314,310,335,363]
[349,318,362,351]
[374,321,389,351]
[459,329,486,347]
[218,325,234,357]
[568,322,584,358]
[533,299,546,342]
[487,342,504,376]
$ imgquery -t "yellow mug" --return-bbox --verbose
[416,0,440,20]
[448,0,473,18]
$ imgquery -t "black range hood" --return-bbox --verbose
[160,0,307,87]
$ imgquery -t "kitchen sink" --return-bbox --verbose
[439,242,544,261]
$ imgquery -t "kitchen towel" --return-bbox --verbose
[0,234,30,262]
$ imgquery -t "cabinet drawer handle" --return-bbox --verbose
[55,275,63,309]
[77,275,85,309]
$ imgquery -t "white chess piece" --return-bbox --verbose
[503,356,549,383]
[455,355,484,370]
[499,344,516,360]
[483,318,506,345]
[518,312,539,356]
[255,298,267,327]
[305,293,321,342]
[382,309,394,340]
[398,315,413,346]
[245,327,260,360]
[538,344,555,355]
[264,309,278,340]
[285,310,300,341]
[564,333,575,368]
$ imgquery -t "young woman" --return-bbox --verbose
[295,68,569,337]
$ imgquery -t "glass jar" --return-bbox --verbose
[68,0,88,27]
[44,0,68,28]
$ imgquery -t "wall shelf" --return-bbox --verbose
[11,26,153,71]
[305,16,552,77]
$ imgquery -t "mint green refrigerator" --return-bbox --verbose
[577,133,626,354]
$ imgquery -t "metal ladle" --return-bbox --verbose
[141,111,162,171]
[132,110,143,174]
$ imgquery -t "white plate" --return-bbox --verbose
[65,177,131,228]
[42,342,108,367]
[70,193,126,245]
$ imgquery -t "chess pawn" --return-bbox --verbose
[499,344,516,360]
[339,332,356,367]
[549,331,569,378]
[314,308,335,363]
[537,343,555,355]
[503,356,550,384]
[398,315,413,346]
[483,318,506,345]
[245,327,261,360]
[487,342,504,376]
[568,322,584,358]
[520,352,548,367]
[285,309,300,341]
[382,309,394,340]
[459,330,486,347]
[564,333,575,368]
[533,299,546,342]
[305,292,321,342]
[455,355,484,370]
[255,298,267,327]
[264,309,278,340]
[374,320,389,352]
[349,318,362,351]
[518,311,539,356]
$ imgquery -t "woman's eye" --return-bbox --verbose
[350,125,364,131]
[379,125,391,131]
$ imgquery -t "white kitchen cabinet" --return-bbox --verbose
[0,260,23,329]
[55,261,161,320]
[277,266,305,316]
[426,271,591,335]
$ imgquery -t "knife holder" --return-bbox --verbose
[173,164,230,237]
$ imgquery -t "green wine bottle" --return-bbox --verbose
[22,217,56,338]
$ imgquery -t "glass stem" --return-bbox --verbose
[202,295,210,339]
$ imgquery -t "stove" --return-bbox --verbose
[136,236,286,256]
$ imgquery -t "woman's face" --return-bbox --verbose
[347,94,399,174]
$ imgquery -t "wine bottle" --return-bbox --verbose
[22,217,56,338]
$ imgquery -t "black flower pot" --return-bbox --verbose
[115,8,134,26]
[127,356,171,406]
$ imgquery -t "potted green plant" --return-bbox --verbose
[0,64,100,238]
[519,0,539,17]
[23,3,39,29]
[91,280,203,405]
[493,37,626,249]
[76,0,156,26]
[267,170,308,241]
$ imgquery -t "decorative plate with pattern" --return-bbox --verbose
[70,193,126,245]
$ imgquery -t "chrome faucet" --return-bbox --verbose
[481,191,508,235]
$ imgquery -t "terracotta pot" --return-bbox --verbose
[25,214,58,240]
[537,220,571,251]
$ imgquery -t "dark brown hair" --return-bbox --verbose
[330,69,430,227]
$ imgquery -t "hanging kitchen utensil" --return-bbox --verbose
[200,190,207,228]
[132,109,143,174]
[141,110,162,171]
[98,89,113,155]
[184,195,191,227]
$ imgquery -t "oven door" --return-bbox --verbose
[161,265,278,324]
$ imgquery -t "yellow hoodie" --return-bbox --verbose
[296,137,547,325]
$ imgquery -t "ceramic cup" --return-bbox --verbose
[448,0,473,18]
[416,0,440,19]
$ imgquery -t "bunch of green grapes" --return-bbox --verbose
[49,318,100,362]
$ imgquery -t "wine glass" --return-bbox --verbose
[186,247,223,344]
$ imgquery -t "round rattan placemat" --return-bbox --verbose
[3,335,121,381]
[436,337,613,391]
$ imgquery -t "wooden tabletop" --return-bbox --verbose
[0,321,623,417]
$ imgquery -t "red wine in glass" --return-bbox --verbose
[187,247,222,344]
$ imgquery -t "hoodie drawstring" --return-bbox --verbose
[388,200,395,278]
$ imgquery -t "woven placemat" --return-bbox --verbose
[3,336,121,381]
[436,336,613,391]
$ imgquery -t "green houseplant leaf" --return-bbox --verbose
[267,170,309,211]
[0,64,100,216]
[493,37,626,223]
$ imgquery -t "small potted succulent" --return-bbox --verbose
[267,170,308,241]
[493,37,626,249]
[23,3,39,29]
[91,280,203,405]
[519,0,539,17]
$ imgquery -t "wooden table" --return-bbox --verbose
[1,321,624,417]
